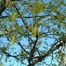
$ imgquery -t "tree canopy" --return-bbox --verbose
[0,0,66,66]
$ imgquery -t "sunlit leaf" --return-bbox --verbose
[15,23,21,30]
[30,1,45,14]
[7,28,14,32]
[32,24,38,37]
[6,0,10,7]
[11,35,16,44]
[21,51,27,57]
[0,0,2,2]
[2,31,6,36]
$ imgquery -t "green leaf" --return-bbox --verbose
[60,1,64,4]
[32,24,38,37]
[15,23,21,30]
[6,0,10,7]
[11,35,16,44]
[0,0,2,2]
[53,8,57,12]
[9,12,18,22]
[52,28,57,33]
[30,1,45,14]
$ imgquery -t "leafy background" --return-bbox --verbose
[0,0,66,66]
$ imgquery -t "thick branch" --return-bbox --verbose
[31,39,66,65]
[28,35,38,66]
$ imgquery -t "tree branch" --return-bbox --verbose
[30,38,66,65]
[16,41,30,55]
[28,35,38,66]
[0,0,6,16]
[0,47,19,60]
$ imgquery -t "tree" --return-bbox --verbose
[0,0,66,66]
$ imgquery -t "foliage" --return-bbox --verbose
[0,0,66,66]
